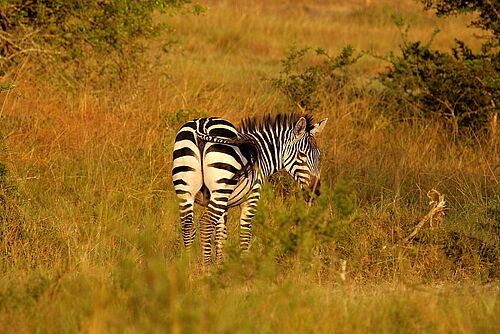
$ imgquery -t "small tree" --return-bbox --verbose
[377,1,499,139]
[0,0,204,75]
[418,0,499,48]
[271,46,361,111]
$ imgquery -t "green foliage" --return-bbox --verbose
[0,0,204,74]
[332,179,356,216]
[377,17,499,136]
[271,45,362,111]
[418,0,500,48]
[0,83,15,92]
[253,182,354,266]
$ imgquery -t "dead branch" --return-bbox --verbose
[403,189,447,242]
[4,48,57,61]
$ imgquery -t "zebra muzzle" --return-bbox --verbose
[302,177,320,202]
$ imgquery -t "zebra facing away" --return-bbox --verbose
[171,113,327,264]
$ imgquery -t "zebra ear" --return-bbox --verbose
[294,117,307,138]
[311,118,328,137]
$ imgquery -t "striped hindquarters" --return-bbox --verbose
[172,117,255,208]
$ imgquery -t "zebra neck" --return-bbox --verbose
[247,132,283,178]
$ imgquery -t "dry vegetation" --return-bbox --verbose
[0,0,498,332]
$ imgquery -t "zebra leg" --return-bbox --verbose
[172,121,203,249]
[214,212,228,264]
[198,208,215,264]
[239,181,262,254]
[173,179,202,249]
[202,138,242,264]
[199,200,228,265]
[178,198,197,248]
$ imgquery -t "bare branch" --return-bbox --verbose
[403,189,447,242]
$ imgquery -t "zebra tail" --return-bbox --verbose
[195,130,246,145]
[195,130,260,171]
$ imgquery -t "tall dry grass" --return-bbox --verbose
[0,0,498,332]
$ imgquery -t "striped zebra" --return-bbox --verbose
[171,113,327,264]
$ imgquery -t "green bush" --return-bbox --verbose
[418,0,499,49]
[377,1,499,137]
[270,1,499,137]
[0,0,204,75]
[251,181,354,270]
[270,45,361,111]
[378,28,499,136]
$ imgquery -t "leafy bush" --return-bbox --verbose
[270,2,499,137]
[418,0,499,49]
[271,45,361,111]
[0,0,204,75]
[250,181,355,271]
[376,1,499,137]
[378,25,499,136]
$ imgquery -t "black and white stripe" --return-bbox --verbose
[171,113,327,264]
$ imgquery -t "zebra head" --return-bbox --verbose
[283,117,328,198]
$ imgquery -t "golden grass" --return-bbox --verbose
[0,0,498,332]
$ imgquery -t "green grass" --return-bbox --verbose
[1,244,499,333]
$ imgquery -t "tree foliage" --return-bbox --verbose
[379,29,499,135]
[0,0,204,74]
[418,0,499,48]
[378,2,499,137]
[270,45,361,111]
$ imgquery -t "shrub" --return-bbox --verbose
[378,27,499,136]
[250,181,355,273]
[376,7,499,138]
[418,0,499,49]
[0,0,204,76]
[270,45,361,111]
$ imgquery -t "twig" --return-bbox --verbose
[0,32,21,50]
[5,48,58,60]
[485,0,500,20]
[340,259,347,282]
[403,189,447,242]
[295,102,306,113]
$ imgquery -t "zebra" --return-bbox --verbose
[171,113,327,264]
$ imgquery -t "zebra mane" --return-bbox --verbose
[238,113,315,134]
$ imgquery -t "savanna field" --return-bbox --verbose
[1,0,499,332]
